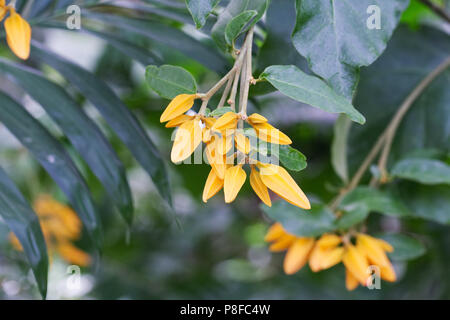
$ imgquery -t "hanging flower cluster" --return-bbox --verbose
[265,223,396,290]
[160,94,311,209]
[10,195,91,267]
[0,0,31,60]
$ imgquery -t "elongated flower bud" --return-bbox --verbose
[160,94,197,122]
[211,112,239,132]
[342,244,369,286]
[171,119,202,163]
[250,166,271,206]
[283,238,315,275]
[202,169,224,203]
[258,163,310,209]
[5,10,31,60]
[224,165,246,203]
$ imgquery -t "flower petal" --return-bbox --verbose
[250,166,271,207]
[252,122,292,145]
[309,245,344,272]
[216,134,233,155]
[345,269,359,291]
[224,165,246,203]
[380,263,397,282]
[171,119,202,163]
[283,238,315,275]
[235,132,250,154]
[357,234,391,268]
[5,11,31,60]
[211,112,238,132]
[342,244,370,286]
[247,113,268,124]
[202,169,224,203]
[258,163,310,209]
[264,222,285,242]
[160,94,196,122]
[269,234,296,252]
[165,114,194,128]
[206,141,227,179]
[316,233,342,249]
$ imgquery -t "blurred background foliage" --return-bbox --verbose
[0,0,449,299]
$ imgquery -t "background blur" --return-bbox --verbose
[0,0,449,299]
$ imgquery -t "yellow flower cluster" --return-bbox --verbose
[10,195,91,267]
[0,0,31,60]
[160,93,310,209]
[265,223,396,290]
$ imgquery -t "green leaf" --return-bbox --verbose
[145,65,197,100]
[0,92,102,246]
[292,0,409,99]
[31,42,172,208]
[397,183,450,225]
[278,145,307,172]
[208,107,233,117]
[260,65,365,124]
[83,28,160,66]
[0,167,48,299]
[212,0,269,51]
[339,186,410,218]
[391,158,450,185]
[262,201,336,237]
[331,115,351,183]
[225,10,257,46]
[378,233,426,261]
[335,203,369,230]
[0,59,134,225]
[186,0,221,29]
[85,12,227,73]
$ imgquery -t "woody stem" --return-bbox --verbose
[329,56,450,211]
[239,26,254,117]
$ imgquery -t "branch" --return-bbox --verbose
[419,0,450,23]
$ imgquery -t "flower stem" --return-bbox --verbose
[239,27,254,118]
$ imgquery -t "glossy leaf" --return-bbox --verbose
[212,0,269,51]
[0,59,134,225]
[335,203,369,230]
[292,0,409,99]
[0,92,102,246]
[186,0,221,28]
[262,201,336,237]
[260,65,365,124]
[278,145,307,172]
[0,166,48,299]
[146,65,197,100]
[391,158,450,185]
[225,10,257,46]
[31,42,172,208]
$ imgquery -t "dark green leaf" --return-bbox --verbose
[186,0,221,28]
[0,59,134,225]
[278,145,307,172]
[260,65,365,124]
[331,115,352,184]
[225,10,257,46]
[339,186,410,217]
[31,42,172,208]
[378,233,426,261]
[0,92,102,246]
[145,65,197,99]
[349,27,450,174]
[85,12,227,73]
[262,201,336,237]
[0,166,48,299]
[292,0,409,99]
[212,0,269,51]
[391,158,450,185]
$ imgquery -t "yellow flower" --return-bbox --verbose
[1,3,31,60]
[247,113,292,145]
[10,195,91,267]
[249,165,271,207]
[257,163,310,209]
[211,111,239,132]
[171,117,203,163]
[224,165,246,203]
[265,224,396,291]
[202,168,224,203]
[160,94,198,123]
